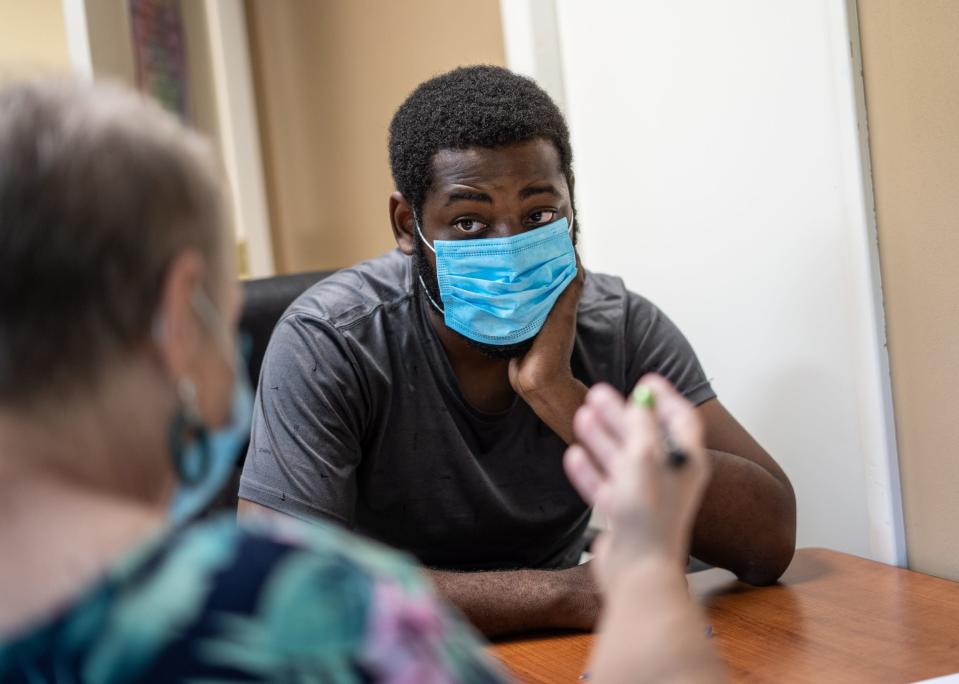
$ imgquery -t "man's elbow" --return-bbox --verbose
[739,485,797,586]
[737,533,796,586]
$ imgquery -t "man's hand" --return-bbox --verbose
[508,255,587,443]
[508,254,584,398]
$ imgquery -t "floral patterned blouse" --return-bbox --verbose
[0,514,508,683]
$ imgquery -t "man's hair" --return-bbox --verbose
[0,80,226,406]
[388,65,573,216]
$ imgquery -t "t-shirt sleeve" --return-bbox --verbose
[239,313,369,524]
[623,292,716,406]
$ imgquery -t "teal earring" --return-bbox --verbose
[169,378,210,485]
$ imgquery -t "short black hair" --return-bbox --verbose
[388,65,573,216]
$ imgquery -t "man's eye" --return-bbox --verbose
[454,218,487,233]
[528,210,557,226]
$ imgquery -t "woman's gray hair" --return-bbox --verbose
[0,79,228,405]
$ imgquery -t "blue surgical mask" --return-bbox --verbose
[417,216,578,345]
[167,292,253,524]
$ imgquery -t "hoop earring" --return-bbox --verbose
[169,378,210,485]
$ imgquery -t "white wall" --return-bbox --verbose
[508,0,903,562]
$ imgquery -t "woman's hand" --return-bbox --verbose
[564,374,712,593]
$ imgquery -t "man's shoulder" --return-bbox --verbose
[286,250,413,330]
[576,270,676,356]
[579,269,656,319]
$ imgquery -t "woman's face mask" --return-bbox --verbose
[167,289,253,524]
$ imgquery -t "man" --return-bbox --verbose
[239,65,796,637]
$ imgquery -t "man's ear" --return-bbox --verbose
[153,250,206,378]
[390,192,416,256]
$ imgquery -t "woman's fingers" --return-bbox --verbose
[583,383,660,453]
[564,444,604,505]
[573,385,625,470]
[568,378,710,514]
[570,377,714,590]
[583,384,632,441]
[633,374,708,470]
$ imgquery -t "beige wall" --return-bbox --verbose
[0,0,71,78]
[245,0,506,273]
[858,1,959,579]
[84,0,136,84]
[83,0,221,151]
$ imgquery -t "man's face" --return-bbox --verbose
[414,138,574,359]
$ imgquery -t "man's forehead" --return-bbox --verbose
[429,139,564,188]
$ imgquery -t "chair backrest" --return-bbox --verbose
[208,269,333,516]
[240,270,334,388]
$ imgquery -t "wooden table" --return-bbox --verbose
[491,548,959,683]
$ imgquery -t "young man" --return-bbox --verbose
[239,65,796,637]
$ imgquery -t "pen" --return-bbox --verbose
[630,385,688,468]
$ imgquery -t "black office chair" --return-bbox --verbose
[239,270,334,389]
[208,269,334,514]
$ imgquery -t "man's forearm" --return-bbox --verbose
[692,449,796,585]
[520,377,588,444]
[427,565,599,638]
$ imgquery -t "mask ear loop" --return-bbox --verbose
[415,215,436,255]
[160,287,231,488]
[413,212,445,315]
[191,288,237,369]
[169,377,210,485]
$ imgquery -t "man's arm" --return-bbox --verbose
[515,364,796,585]
[516,380,796,587]
[238,314,365,523]
[241,497,601,638]
[507,255,586,444]
[692,399,796,585]
[427,563,599,638]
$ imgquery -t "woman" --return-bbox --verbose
[0,80,722,683]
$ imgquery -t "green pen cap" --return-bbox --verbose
[631,384,655,409]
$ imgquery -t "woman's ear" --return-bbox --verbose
[389,192,416,256]
[153,250,206,378]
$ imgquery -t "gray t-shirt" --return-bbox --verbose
[239,250,714,571]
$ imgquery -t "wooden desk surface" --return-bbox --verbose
[491,548,959,683]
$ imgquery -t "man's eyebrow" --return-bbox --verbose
[445,190,493,206]
[519,184,560,200]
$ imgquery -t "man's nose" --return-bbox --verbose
[490,217,529,238]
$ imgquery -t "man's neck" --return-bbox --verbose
[424,306,516,414]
